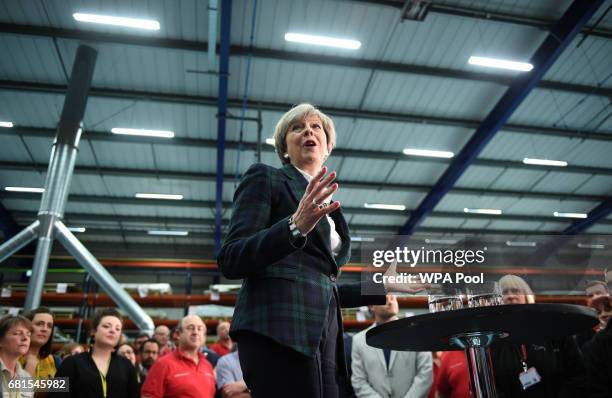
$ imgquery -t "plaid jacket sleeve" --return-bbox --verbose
[217,163,302,279]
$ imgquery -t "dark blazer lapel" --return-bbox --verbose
[330,207,351,266]
[281,164,306,205]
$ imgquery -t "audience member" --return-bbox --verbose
[20,306,60,378]
[0,315,33,398]
[138,339,160,386]
[134,332,150,354]
[209,321,235,357]
[583,296,612,397]
[352,295,432,398]
[57,343,84,359]
[154,325,173,357]
[51,308,139,397]
[490,275,586,397]
[586,281,610,299]
[436,351,470,398]
[141,315,215,398]
[216,349,250,398]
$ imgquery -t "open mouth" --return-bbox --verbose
[303,139,317,147]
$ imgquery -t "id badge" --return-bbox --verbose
[518,367,542,390]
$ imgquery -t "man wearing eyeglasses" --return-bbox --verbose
[141,315,216,398]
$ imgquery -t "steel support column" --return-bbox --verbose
[214,0,232,255]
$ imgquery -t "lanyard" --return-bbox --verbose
[519,344,528,372]
[97,357,111,398]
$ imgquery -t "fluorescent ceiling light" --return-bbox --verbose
[468,56,533,72]
[402,148,454,158]
[111,128,174,138]
[73,13,160,30]
[364,203,406,211]
[265,138,275,146]
[135,193,183,200]
[5,186,45,193]
[463,208,503,215]
[0,121,13,128]
[68,227,86,233]
[351,236,375,242]
[425,238,458,245]
[284,33,361,50]
[523,158,568,167]
[506,240,536,247]
[577,243,605,249]
[553,211,587,219]
[148,230,189,236]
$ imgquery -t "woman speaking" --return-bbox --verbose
[218,103,387,398]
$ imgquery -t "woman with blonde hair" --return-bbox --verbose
[499,274,535,304]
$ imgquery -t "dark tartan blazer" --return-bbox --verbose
[218,163,383,358]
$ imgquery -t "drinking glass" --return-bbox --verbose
[466,281,503,308]
[428,289,463,313]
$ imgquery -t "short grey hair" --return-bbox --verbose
[499,274,535,303]
[273,103,337,164]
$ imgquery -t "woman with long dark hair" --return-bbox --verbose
[51,308,139,398]
[20,307,60,378]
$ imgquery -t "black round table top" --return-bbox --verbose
[366,303,598,352]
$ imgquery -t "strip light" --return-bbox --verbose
[464,208,503,215]
[403,148,454,158]
[0,121,13,128]
[265,138,275,146]
[425,238,458,245]
[73,13,160,30]
[148,230,189,236]
[112,128,174,138]
[468,56,533,72]
[577,243,605,249]
[364,203,406,211]
[523,158,568,167]
[553,211,587,219]
[5,186,45,193]
[506,241,536,247]
[284,33,361,50]
[135,193,184,200]
[68,227,86,233]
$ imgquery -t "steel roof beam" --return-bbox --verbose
[4,193,611,226]
[0,160,608,202]
[563,197,612,234]
[350,0,612,40]
[399,0,606,235]
[1,81,611,143]
[0,22,610,98]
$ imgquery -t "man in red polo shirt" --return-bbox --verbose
[209,321,235,356]
[142,315,216,398]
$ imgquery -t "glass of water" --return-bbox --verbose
[466,281,503,308]
[428,290,464,313]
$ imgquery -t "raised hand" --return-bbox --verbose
[291,166,341,235]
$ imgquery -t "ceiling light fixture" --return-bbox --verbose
[468,56,533,72]
[505,240,536,247]
[463,208,503,215]
[402,148,454,158]
[135,193,184,200]
[111,128,174,138]
[5,186,45,193]
[73,13,160,30]
[553,211,587,219]
[523,158,568,167]
[284,33,361,50]
[364,203,406,211]
[68,227,86,233]
[265,138,275,146]
[148,230,189,236]
[0,121,13,128]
